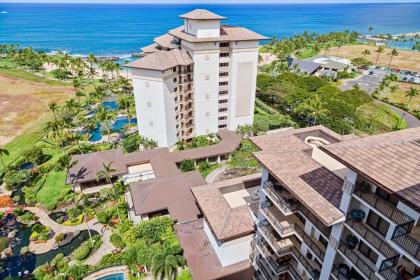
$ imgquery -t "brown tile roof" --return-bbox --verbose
[153,34,177,49]
[125,49,192,71]
[169,25,269,43]
[129,171,205,223]
[254,150,344,226]
[175,219,253,280]
[192,173,261,242]
[141,43,158,53]
[179,9,226,20]
[321,127,420,210]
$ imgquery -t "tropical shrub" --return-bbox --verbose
[122,133,140,153]
[63,213,84,226]
[96,211,110,224]
[176,269,193,280]
[55,233,65,244]
[72,245,91,260]
[3,170,27,190]
[110,233,126,248]
[191,135,209,148]
[179,159,195,173]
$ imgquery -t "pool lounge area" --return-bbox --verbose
[83,265,129,280]
[88,116,137,142]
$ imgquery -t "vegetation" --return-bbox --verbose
[198,161,221,179]
[179,159,195,173]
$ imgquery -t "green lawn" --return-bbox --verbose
[357,103,407,132]
[295,48,319,60]
[199,163,221,179]
[36,171,71,209]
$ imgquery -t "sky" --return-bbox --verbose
[1,0,419,3]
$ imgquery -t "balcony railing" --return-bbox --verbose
[354,191,414,227]
[291,246,320,279]
[391,227,420,261]
[379,266,405,280]
[289,259,305,280]
[259,254,289,276]
[263,181,299,215]
[337,241,378,280]
[259,225,293,256]
[294,225,326,261]
[261,206,295,236]
[331,265,350,280]
[299,204,332,237]
[346,215,399,259]
[256,259,275,280]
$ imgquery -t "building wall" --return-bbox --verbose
[131,68,177,147]
[227,41,259,130]
[203,219,253,267]
[184,19,220,38]
[184,42,220,136]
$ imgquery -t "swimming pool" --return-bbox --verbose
[88,117,137,141]
[97,272,125,280]
[102,101,118,111]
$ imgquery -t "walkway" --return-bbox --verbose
[1,206,114,264]
[340,75,420,128]
[205,165,226,183]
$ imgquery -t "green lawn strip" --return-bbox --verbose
[357,103,407,132]
[199,163,221,179]
[0,66,69,86]
[36,170,71,209]
[295,48,318,59]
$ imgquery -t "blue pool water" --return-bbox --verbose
[97,273,125,280]
[89,117,137,142]
[0,3,419,56]
[102,101,118,111]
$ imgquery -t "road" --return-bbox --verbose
[340,75,420,128]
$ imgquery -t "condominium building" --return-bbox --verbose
[249,126,420,280]
[125,9,268,147]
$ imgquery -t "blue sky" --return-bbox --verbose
[2,0,419,3]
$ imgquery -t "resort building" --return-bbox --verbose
[176,174,261,280]
[126,9,268,147]
[248,126,420,280]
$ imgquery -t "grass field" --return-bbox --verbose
[357,102,407,132]
[388,83,420,111]
[325,44,420,72]
[36,171,71,209]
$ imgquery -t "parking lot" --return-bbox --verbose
[340,74,384,94]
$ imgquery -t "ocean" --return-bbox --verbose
[0,3,419,56]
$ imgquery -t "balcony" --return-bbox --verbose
[291,246,321,280]
[337,241,378,280]
[299,204,332,238]
[346,215,399,259]
[262,181,299,215]
[289,259,307,280]
[354,191,414,227]
[378,266,405,280]
[261,206,295,236]
[294,225,326,261]
[259,225,294,256]
[391,227,420,262]
[257,254,289,277]
[256,259,273,280]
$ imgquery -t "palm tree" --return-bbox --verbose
[151,243,184,280]
[49,102,59,121]
[96,105,116,142]
[362,49,371,59]
[96,161,122,222]
[0,147,9,170]
[375,46,385,66]
[294,95,329,126]
[117,96,133,126]
[45,119,64,149]
[76,193,94,246]
[388,49,398,67]
[405,87,418,104]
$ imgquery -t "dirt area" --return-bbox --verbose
[0,73,74,145]
[325,45,420,72]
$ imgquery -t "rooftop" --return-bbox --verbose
[125,49,192,71]
[321,127,420,211]
[192,173,261,242]
[169,25,269,43]
[175,219,253,280]
[288,57,321,74]
[250,126,348,226]
[179,9,226,20]
[129,171,205,222]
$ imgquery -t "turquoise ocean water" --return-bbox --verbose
[0,3,419,56]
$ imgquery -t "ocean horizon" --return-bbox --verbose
[0,3,419,56]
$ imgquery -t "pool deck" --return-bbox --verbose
[83,265,129,280]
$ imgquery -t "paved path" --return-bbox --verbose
[205,165,226,183]
[340,75,420,128]
[1,206,114,264]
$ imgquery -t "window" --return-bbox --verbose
[319,235,328,248]
[205,129,210,133]
[366,211,390,237]
[295,212,306,225]
[205,75,210,80]
[219,108,228,112]
[220,42,230,47]
[147,102,152,108]
[219,99,228,104]
[174,97,178,102]
[218,124,227,129]
[204,55,210,60]
[148,121,154,127]
[172,67,176,72]
[173,77,177,83]
[174,87,178,92]
[205,94,210,99]
[358,240,379,264]
[219,72,228,77]
[219,52,229,58]
[176,124,179,129]
[175,106,178,111]
[205,112,210,117]
[219,90,228,95]
[219,116,227,121]
[145,81,150,87]
[219,62,229,67]
[219,81,228,86]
